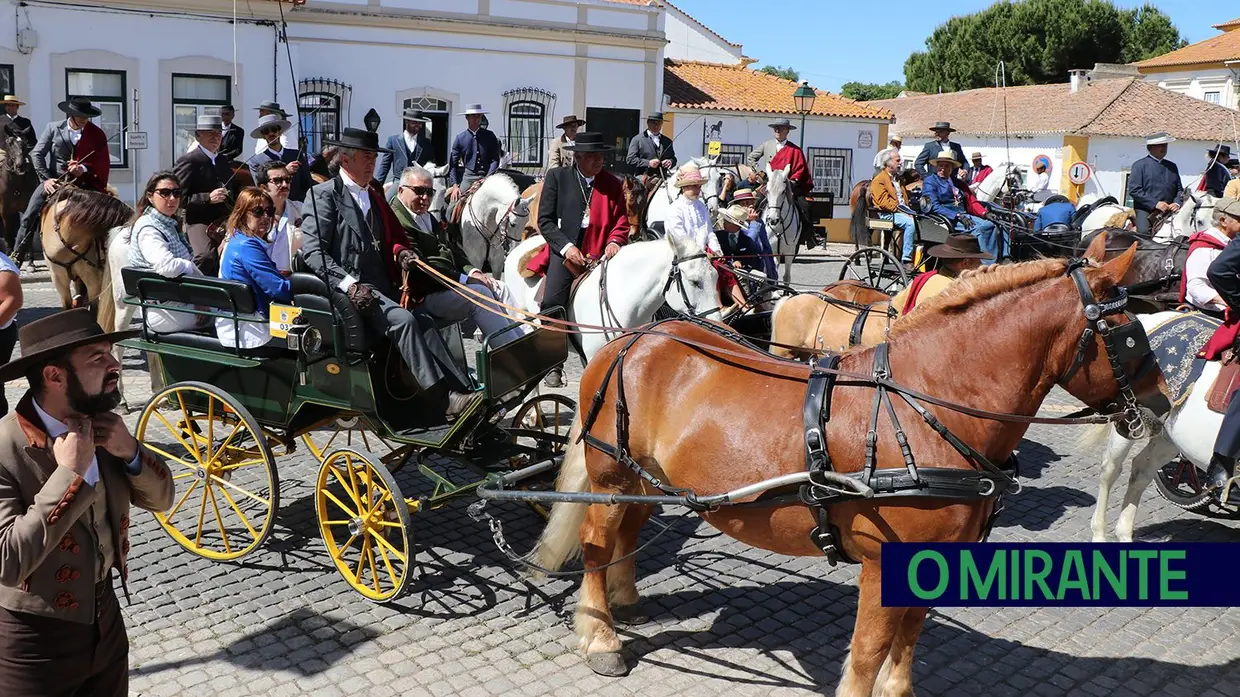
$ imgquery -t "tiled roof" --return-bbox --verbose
[1134,19,1240,69]
[868,77,1239,141]
[665,59,892,120]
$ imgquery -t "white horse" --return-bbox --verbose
[643,159,740,235]
[973,162,1021,203]
[1080,191,1215,240]
[1087,311,1236,542]
[763,164,800,283]
[459,173,535,275]
[502,234,721,361]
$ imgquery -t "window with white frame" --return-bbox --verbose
[714,144,751,166]
[0,65,13,97]
[1205,91,1222,105]
[66,68,126,167]
[501,87,556,173]
[807,146,853,199]
[172,74,230,156]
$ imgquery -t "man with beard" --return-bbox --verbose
[0,308,174,696]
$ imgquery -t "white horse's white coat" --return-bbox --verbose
[501,234,720,361]
[459,173,534,274]
[1079,193,1215,240]
[763,164,799,283]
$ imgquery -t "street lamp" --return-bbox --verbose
[363,108,381,133]
[793,81,816,146]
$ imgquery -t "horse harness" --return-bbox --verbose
[46,184,106,273]
[577,259,1156,566]
[596,250,719,343]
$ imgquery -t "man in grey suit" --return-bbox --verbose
[914,121,967,178]
[746,118,796,171]
[625,112,676,178]
[300,128,478,419]
[376,107,434,192]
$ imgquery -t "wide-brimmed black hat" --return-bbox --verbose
[1209,144,1232,158]
[564,132,613,153]
[401,107,430,123]
[0,309,138,383]
[325,127,394,154]
[768,118,797,130]
[57,97,101,118]
[555,114,586,129]
[1227,158,1240,169]
[645,112,666,123]
[930,121,956,133]
[255,100,290,117]
[927,234,993,261]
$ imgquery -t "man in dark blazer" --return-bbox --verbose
[245,113,311,202]
[300,128,478,418]
[447,104,502,201]
[914,121,967,178]
[1127,132,1183,235]
[218,104,244,162]
[1197,144,1231,198]
[1,95,36,148]
[376,107,434,191]
[625,112,676,178]
[13,97,111,264]
[172,114,236,255]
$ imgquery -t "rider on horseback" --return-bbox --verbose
[13,98,110,265]
[1126,133,1182,236]
[1200,197,1240,498]
[747,118,818,248]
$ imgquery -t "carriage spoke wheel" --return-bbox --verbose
[137,382,279,561]
[301,414,414,472]
[839,246,910,294]
[508,394,577,519]
[1155,458,1240,520]
[315,448,414,602]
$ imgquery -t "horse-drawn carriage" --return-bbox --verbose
[119,266,571,601]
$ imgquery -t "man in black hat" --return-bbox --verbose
[251,100,293,155]
[0,308,174,697]
[914,121,967,178]
[625,112,676,179]
[301,127,480,419]
[1128,132,1182,235]
[13,97,112,264]
[376,108,434,191]
[246,113,311,202]
[535,132,630,386]
[1196,144,1232,198]
[173,114,237,256]
[447,104,502,202]
[547,114,585,171]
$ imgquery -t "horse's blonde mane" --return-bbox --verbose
[889,258,1068,336]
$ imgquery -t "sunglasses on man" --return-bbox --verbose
[400,185,434,196]
[268,175,291,186]
[261,127,282,137]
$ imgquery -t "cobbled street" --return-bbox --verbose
[7,247,1240,697]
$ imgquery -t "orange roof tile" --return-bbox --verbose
[1135,20,1240,69]
[868,78,1238,141]
[665,59,892,121]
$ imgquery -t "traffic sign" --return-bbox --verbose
[125,131,148,150]
[1032,154,1053,174]
[707,141,722,157]
[1067,161,1093,185]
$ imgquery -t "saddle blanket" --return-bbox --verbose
[1146,311,1221,406]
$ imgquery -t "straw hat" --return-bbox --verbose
[675,164,706,187]
[929,148,960,167]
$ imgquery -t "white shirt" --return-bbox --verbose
[67,122,82,146]
[337,170,372,293]
[774,139,786,153]
[266,147,284,159]
[0,251,18,329]
[198,144,218,164]
[665,196,721,256]
[32,399,141,487]
[404,131,419,153]
[252,133,291,155]
[1030,171,1051,192]
[1185,227,1230,311]
[267,203,292,273]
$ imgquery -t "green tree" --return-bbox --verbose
[840,81,906,101]
[903,0,1186,93]
[758,65,800,82]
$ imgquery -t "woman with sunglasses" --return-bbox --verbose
[127,170,206,333]
[216,187,292,348]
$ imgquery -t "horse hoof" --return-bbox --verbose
[543,369,564,388]
[585,651,628,677]
[611,604,649,626]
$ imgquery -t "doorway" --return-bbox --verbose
[585,107,640,173]
[403,96,452,165]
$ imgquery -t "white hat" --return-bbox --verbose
[460,103,487,115]
[1145,132,1175,146]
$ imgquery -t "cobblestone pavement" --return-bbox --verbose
[6,250,1240,697]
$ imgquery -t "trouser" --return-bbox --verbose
[1214,393,1240,460]
[13,184,48,262]
[1134,209,1154,236]
[0,322,15,415]
[743,224,777,280]
[541,250,575,316]
[0,582,127,697]
[794,195,817,246]
[880,212,917,262]
[185,223,212,258]
[956,214,1005,264]
[421,280,527,347]
[360,291,470,392]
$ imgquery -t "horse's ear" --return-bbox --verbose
[1095,242,1137,286]
[520,194,535,209]
[1083,231,1108,263]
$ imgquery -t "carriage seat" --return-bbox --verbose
[120,267,284,358]
[289,272,371,356]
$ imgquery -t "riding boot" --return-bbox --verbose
[543,367,564,388]
[1205,454,1238,500]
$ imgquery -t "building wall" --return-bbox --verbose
[1140,68,1238,110]
[662,7,742,65]
[1084,136,1220,203]
[896,135,1065,189]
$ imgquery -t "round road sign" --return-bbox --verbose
[1067,161,1092,185]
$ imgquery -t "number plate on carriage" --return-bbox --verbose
[269,304,302,339]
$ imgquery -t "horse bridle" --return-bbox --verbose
[1060,259,1155,439]
[468,194,521,253]
[662,250,722,319]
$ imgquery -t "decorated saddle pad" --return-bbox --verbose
[1146,312,1221,406]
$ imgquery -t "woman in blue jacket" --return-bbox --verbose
[217,187,293,348]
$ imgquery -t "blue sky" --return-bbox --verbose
[668,0,1230,92]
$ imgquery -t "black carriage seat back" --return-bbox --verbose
[1070,196,1118,229]
[1041,222,1073,233]
[120,267,284,358]
[288,272,371,356]
[1043,194,1072,207]
[648,220,666,238]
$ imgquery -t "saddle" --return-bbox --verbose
[517,239,590,305]
[1208,352,1240,414]
[448,178,487,226]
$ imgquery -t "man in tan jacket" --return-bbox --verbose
[0,309,174,696]
[546,114,585,171]
[869,149,916,264]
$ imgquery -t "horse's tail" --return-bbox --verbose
[530,411,589,577]
[1078,421,1123,453]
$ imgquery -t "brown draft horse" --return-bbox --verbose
[533,235,1156,693]
[39,186,133,334]
[770,280,902,358]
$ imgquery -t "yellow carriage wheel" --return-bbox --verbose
[137,382,279,561]
[315,448,414,602]
[508,394,577,519]
[301,414,413,471]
